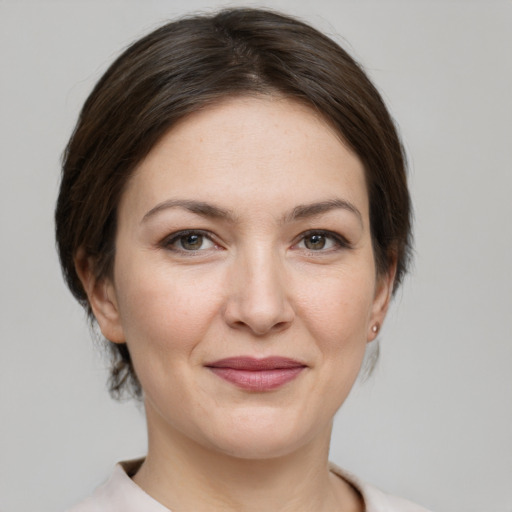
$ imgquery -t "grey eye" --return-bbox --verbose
[304,234,327,250]
[165,231,216,252]
[179,234,206,250]
[296,232,342,251]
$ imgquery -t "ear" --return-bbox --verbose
[74,249,126,344]
[367,258,397,343]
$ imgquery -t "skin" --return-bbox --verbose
[78,96,395,512]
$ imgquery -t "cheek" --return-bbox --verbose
[113,258,224,358]
[295,266,375,350]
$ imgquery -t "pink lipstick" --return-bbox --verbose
[206,357,306,391]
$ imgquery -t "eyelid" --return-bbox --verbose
[293,229,352,251]
[161,229,221,253]
[159,228,350,253]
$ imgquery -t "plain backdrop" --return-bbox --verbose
[1,1,511,511]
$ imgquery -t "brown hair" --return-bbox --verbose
[55,8,412,399]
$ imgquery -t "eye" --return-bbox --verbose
[163,230,216,252]
[295,231,348,252]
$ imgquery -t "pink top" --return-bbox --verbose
[67,459,432,512]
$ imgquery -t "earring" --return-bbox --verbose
[371,323,380,334]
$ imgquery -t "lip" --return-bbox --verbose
[205,357,307,392]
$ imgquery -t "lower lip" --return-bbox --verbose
[208,367,305,391]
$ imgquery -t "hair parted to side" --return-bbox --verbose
[55,8,412,400]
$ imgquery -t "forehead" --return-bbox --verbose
[120,96,369,223]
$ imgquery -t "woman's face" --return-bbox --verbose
[89,96,393,459]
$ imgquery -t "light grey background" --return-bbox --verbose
[1,1,511,511]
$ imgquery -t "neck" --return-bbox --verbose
[133,403,362,512]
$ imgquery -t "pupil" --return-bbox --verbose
[182,234,202,250]
[306,234,325,250]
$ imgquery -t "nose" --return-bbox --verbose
[223,247,295,336]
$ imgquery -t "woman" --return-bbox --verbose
[56,8,429,512]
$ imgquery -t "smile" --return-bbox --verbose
[205,357,307,392]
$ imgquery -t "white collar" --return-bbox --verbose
[68,458,430,512]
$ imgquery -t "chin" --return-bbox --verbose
[208,432,309,461]
[197,407,326,461]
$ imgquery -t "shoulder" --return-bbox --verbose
[330,463,433,512]
[65,459,169,512]
[66,495,103,512]
[65,472,117,512]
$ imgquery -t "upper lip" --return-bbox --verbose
[205,357,307,371]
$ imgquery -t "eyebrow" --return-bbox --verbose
[284,199,363,226]
[141,199,237,223]
[141,197,362,226]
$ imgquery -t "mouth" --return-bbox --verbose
[205,357,307,392]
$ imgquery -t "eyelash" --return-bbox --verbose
[161,230,219,253]
[293,230,351,253]
[160,229,351,254]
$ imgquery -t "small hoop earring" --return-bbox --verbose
[371,324,380,334]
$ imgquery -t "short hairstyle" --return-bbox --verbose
[55,8,412,399]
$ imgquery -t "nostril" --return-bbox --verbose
[228,318,291,336]
[272,321,290,332]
